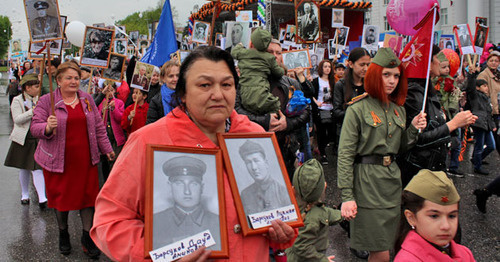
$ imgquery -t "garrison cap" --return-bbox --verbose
[372,47,401,68]
[404,169,460,205]
[162,156,206,181]
[238,140,265,159]
[20,74,39,86]
[293,159,325,203]
[436,51,448,62]
[34,1,49,10]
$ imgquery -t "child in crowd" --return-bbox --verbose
[121,88,149,134]
[231,28,285,115]
[4,74,47,208]
[286,159,341,262]
[394,169,475,261]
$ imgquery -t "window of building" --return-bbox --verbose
[441,8,448,25]
[384,0,390,5]
[384,16,392,31]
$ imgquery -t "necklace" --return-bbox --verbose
[64,95,78,106]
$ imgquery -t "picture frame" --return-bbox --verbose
[215,33,224,48]
[29,38,63,57]
[295,0,321,43]
[331,8,344,28]
[114,39,128,55]
[80,26,114,68]
[224,21,251,52]
[283,49,312,70]
[60,15,67,35]
[217,133,303,236]
[433,30,442,46]
[101,53,126,82]
[129,30,139,47]
[284,24,297,44]
[361,25,380,51]
[131,61,155,91]
[235,10,253,22]
[383,34,403,57]
[114,25,127,39]
[23,0,63,43]
[251,20,261,28]
[333,26,349,50]
[476,17,487,27]
[439,34,455,50]
[192,20,210,44]
[279,28,286,43]
[454,24,474,55]
[145,145,228,260]
[473,24,489,55]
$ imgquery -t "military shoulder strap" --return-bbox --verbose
[347,92,368,106]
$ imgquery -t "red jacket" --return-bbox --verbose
[121,102,149,134]
[91,108,296,261]
[394,231,475,262]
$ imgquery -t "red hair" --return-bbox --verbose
[364,63,407,106]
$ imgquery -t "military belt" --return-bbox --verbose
[355,155,394,167]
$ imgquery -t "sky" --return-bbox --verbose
[0,0,205,50]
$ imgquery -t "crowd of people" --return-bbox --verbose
[4,27,499,261]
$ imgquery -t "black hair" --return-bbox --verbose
[476,79,488,87]
[171,46,239,109]
[343,47,370,107]
[46,57,61,68]
[21,80,40,92]
[394,191,426,254]
[431,44,441,58]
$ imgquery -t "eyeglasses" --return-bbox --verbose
[90,39,102,44]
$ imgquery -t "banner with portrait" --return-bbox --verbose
[295,0,321,43]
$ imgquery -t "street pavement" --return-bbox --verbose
[0,73,498,261]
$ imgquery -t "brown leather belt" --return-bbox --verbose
[355,155,394,167]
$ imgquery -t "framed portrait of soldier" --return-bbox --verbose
[295,0,320,43]
[102,53,126,81]
[331,8,344,28]
[218,133,303,236]
[114,25,126,39]
[80,26,114,68]
[23,0,63,43]
[334,26,349,50]
[454,24,474,55]
[283,49,312,70]
[474,24,489,55]
[224,21,251,53]
[29,38,62,57]
[129,31,139,47]
[131,61,155,91]
[192,20,210,44]
[328,39,341,59]
[145,145,229,260]
[114,39,127,55]
[361,25,380,51]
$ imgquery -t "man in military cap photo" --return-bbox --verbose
[102,55,123,81]
[193,22,208,43]
[238,140,291,215]
[29,0,61,41]
[153,156,220,250]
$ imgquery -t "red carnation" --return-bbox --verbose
[444,78,455,92]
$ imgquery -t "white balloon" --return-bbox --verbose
[65,21,86,47]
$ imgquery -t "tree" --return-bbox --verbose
[0,16,13,59]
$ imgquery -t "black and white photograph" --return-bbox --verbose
[129,30,139,46]
[328,39,341,59]
[24,0,63,42]
[296,1,320,43]
[131,61,155,91]
[284,24,296,43]
[10,39,22,53]
[102,53,126,81]
[334,26,349,50]
[81,26,114,68]
[215,33,223,48]
[145,146,228,257]
[192,20,210,44]
[251,20,261,28]
[114,39,127,55]
[92,22,105,28]
[474,24,489,55]
[114,25,126,39]
[224,21,251,53]
[331,8,344,28]
[455,24,474,55]
[310,53,320,78]
[283,49,312,70]
[29,38,63,56]
[279,28,286,43]
[361,25,380,51]
[476,17,487,27]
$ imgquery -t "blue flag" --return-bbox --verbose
[141,0,178,67]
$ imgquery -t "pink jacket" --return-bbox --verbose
[31,89,113,173]
[91,107,294,261]
[394,231,475,262]
[98,97,126,146]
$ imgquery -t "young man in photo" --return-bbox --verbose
[103,56,123,80]
[225,22,244,53]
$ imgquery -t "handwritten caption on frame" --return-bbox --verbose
[149,230,216,262]
[248,204,298,229]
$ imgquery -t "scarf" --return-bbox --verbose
[161,84,175,116]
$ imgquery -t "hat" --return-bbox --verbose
[292,159,325,203]
[238,140,265,159]
[20,74,39,86]
[372,47,401,68]
[404,169,460,205]
[196,23,207,29]
[162,156,206,181]
[251,28,272,52]
[436,52,448,63]
[34,1,49,10]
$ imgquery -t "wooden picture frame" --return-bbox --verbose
[80,26,114,68]
[295,0,321,44]
[217,133,303,236]
[361,24,380,51]
[113,39,128,55]
[129,30,139,47]
[454,24,475,55]
[28,39,63,58]
[283,49,312,70]
[23,0,63,43]
[115,25,127,40]
[331,8,344,28]
[145,145,228,259]
[130,61,155,91]
[473,24,489,55]
[192,20,210,44]
[101,53,126,82]
[284,24,297,44]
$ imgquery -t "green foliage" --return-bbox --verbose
[0,16,13,59]
[115,0,178,36]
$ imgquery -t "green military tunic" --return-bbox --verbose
[337,94,418,251]
[285,204,342,261]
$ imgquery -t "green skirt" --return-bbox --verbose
[350,206,400,251]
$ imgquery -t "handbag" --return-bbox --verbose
[319,110,332,124]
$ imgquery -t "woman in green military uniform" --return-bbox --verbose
[337,48,427,262]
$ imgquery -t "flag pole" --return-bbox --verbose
[420,4,438,116]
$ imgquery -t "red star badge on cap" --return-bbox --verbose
[441,196,449,203]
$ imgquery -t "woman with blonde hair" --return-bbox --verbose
[146,60,180,124]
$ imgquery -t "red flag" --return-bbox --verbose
[400,7,437,79]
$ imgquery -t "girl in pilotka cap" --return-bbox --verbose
[394,169,475,261]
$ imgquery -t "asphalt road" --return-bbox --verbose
[0,75,498,261]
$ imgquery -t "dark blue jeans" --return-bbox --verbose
[449,129,462,171]
[472,127,496,170]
